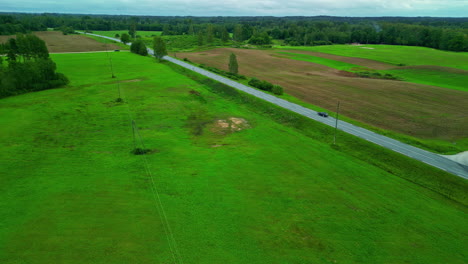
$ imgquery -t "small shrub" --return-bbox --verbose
[248,77,261,87]
[272,85,284,95]
[132,148,152,155]
[258,80,273,91]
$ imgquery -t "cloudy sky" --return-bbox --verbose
[1,0,467,17]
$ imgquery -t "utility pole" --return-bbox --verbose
[104,40,115,78]
[116,82,123,102]
[333,101,340,145]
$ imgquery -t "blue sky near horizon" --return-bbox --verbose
[1,0,467,17]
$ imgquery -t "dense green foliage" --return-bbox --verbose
[2,13,467,51]
[0,34,68,98]
[130,39,148,56]
[0,14,47,35]
[248,32,272,45]
[0,51,466,264]
[120,33,130,44]
[271,84,284,95]
[228,53,238,74]
[248,77,275,92]
[197,63,246,81]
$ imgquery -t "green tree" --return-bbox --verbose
[228,53,238,74]
[120,33,130,44]
[153,36,167,61]
[233,24,242,42]
[206,24,214,44]
[197,32,204,46]
[221,26,230,42]
[130,40,148,56]
[129,23,136,39]
[248,32,272,45]
[0,35,68,98]
[188,23,194,35]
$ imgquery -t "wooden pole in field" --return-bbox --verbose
[104,39,115,78]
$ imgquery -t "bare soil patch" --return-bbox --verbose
[0,31,121,53]
[211,117,250,134]
[179,48,468,140]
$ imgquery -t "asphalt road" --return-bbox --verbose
[79,32,468,179]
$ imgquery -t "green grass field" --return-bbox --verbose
[385,67,468,92]
[276,48,468,92]
[276,44,468,70]
[277,51,362,71]
[0,52,467,263]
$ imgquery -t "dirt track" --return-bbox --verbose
[0,31,121,53]
[179,48,468,140]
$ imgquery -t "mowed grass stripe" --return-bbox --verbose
[0,52,466,263]
[277,51,362,71]
[278,50,468,92]
[276,44,468,70]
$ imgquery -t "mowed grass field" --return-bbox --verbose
[0,51,467,263]
[0,31,122,53]
[179,48,468,152]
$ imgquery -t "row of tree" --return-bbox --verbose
[1,13,467,51]
[0,34,69,98]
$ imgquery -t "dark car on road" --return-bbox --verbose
[318,112,329,117]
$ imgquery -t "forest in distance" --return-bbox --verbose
[0,13,467,51]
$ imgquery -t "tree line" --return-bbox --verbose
[0,34,69,98]
[1,13,467,51]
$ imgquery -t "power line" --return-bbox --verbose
[119,83,184,264]
[102,52,184,263]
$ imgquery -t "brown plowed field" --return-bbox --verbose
[0,31,121,53]
[179,48,468,141]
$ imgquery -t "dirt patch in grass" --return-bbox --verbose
[179,48,468,141]
[211,117,250,134]
[0,31,121,53]
[119,78,144,83]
